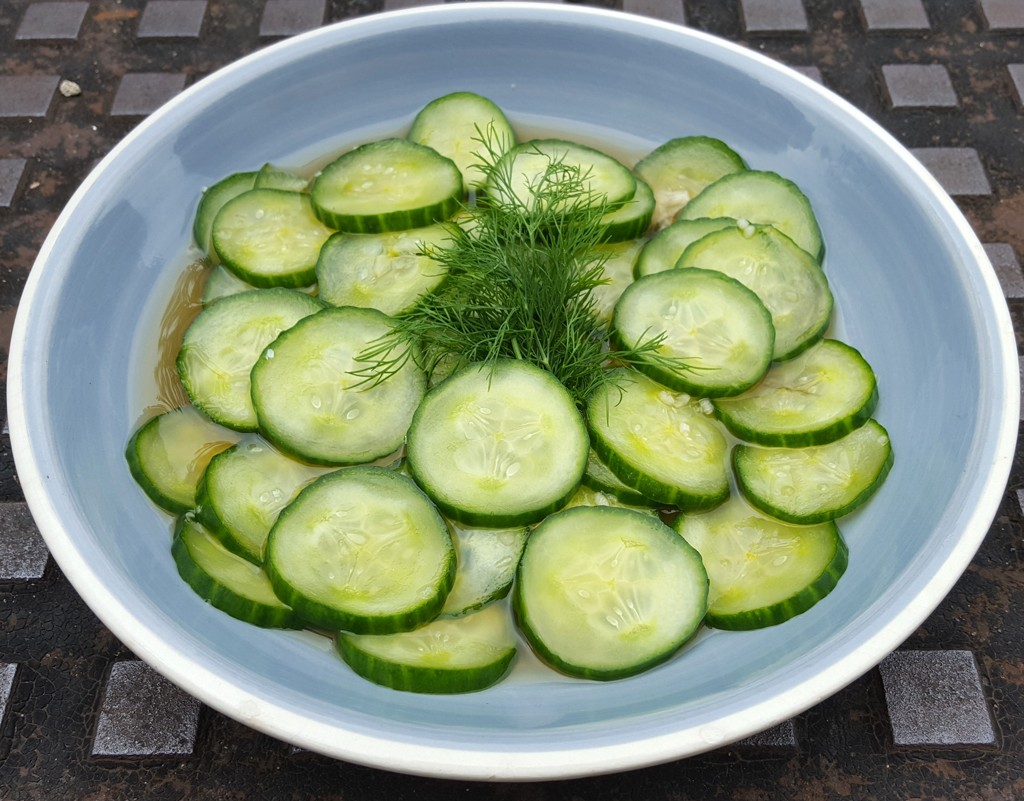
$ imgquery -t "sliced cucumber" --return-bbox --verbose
[265,467,455,634]
[405,360,589,528]
[674,495,848,630]
[733,419,894,524]
[196,436,332,564]
[407,91,516,191]
[251,306,426,465]
[212,188,333,288]
[589,239,642,327]
[599,177,655,242]
[713,339,878,447]
[440,523,530,618]
[634,216,735,278]
[202,264,315,306]
[587,369,730,510]
[253,162,308,192]
[514,506,708,680]
[315,224,451,316]
[612,267,775,397]
[172,513,302,629]
[561,484,660,515]
[126,406,240,514]
[311,138,463,233]
[338,602,517,693]
[581,449,658,508]
[202,263,258,306]
[176,288,325,431]
[680,170,825,262]
[487,139,636,214]
[633,136,747,230]
[676,223,833,360]
[193,170,256,255]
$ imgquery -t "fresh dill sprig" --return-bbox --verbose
[354,131,692,407]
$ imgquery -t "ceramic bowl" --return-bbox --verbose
[9,2,1017,781]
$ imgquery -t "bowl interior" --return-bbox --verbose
[10,3,1016,780]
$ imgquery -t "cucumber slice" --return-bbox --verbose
[196,436,332,564]
[633,136,747,230]
[589,239,642,327]
[202,264,315,307]
[405,360,589,528]
[634,216,735,278]
[311,138,463,233]
[172,513,302,629]
[407,91,516,191]
[561,484,660,515]
[338,602,517,693]
[733,419,894,523]
[599,177,655,242]
[612,267,775,397]
[674,495,848,630]
[514,506,708,680]
[315,224,451,316]
[581,450,658,508]
[681,170,825,263]
[176,288,325,431]
[587,369,730,510]
[440,523,529,618]
[212,188,333,288]
[487,139,636,214]
[250,306,426,465]
[193,170,257,255]
[265,467,455,634]
[253,162,308,192]
[126,406,240,514]
[677,223,833,360]
[713,339,879,447]
[202,263,257,306]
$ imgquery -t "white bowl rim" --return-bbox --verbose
[7,2,1019,781]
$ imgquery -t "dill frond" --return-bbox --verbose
[353,130,692,407]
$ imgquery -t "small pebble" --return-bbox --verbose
[59,80,82,97]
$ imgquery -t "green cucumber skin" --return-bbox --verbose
[193,171,257,254]
[599,178,655,243]
[125,421,192,515]
[512,610,688,684]
[513,589,696,681]
[267,564,453,635]
[125,410,237,514]
[588,426,729,511]
[320,196,462,235]
[703,528,849,631]
[194,471,262,565]
[337,635,515,694]
[581,452,659,508]
[716,383,879,448]
[578,473,658,508]
[410,476,581,530]
[171,517,302,630]
[265,467,457,635]
[732,437,895,524]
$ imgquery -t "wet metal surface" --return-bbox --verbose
[2,0,1023,798]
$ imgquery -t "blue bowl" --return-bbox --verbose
[8,2,1017,780]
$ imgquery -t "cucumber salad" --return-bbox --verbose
[127,91,893,693]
